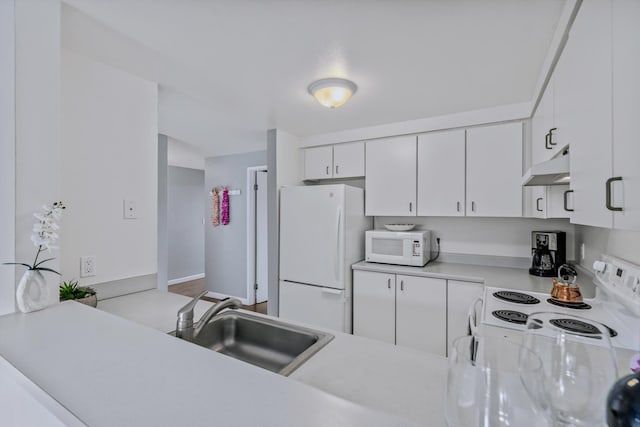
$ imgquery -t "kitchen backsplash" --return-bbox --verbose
[373,217,576,261]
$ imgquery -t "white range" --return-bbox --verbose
[481,254,640,373]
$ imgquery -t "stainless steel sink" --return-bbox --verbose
[176,310,334,376]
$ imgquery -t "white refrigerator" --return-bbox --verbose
[279,185,371,333]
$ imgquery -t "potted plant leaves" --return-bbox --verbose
[59,279,97,307]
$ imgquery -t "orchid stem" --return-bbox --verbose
[32,246,42,269]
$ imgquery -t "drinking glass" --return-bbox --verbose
[445,334,544,427]
[519,311,619,427]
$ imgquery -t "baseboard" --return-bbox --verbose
[205,291,251,306]
[168,273,205,286]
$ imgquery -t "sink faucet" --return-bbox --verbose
[176,291,242,341]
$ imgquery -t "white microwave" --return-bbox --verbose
[365,230,431,267]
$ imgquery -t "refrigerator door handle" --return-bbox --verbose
[334,206,341,282]
[321,287,343,295]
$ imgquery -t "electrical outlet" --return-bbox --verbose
[80,256,96,277]
[123,199,137,219]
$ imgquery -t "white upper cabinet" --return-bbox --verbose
[304,146,333,180]
[611,0,640,231]
[466,122,523,217]
[365,135,417,216]
[565,0,613,228]
[303,142,364,180]
[525,185,572,219]
[561,0,640,230]
[333,142,365,178]
[531,78,561,166]
[417,129,466,216]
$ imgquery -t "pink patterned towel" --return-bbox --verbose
[211,188,220,227]
[221,188,230,225]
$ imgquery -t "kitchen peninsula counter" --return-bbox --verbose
[0,298,445,426]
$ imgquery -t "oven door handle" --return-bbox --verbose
[467,298,484,336]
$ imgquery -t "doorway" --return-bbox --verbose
[246,166,268,306]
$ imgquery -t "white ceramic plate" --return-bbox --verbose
[383,224,416,231]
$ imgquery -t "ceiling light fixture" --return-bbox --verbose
[308,78,357,108]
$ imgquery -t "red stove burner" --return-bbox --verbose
[493,291,541,305]
[547,298,592,310]
[492,310,528,325]
[549,317,618,338]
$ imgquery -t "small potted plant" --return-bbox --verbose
[59,279,97,307]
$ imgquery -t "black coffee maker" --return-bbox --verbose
[529,231,566,277]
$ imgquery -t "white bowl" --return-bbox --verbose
[383,224,416,231]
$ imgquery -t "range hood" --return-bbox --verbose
[522,146,570,186]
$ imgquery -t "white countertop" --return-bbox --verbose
[98,290,448,426]
[0,302,422,427]
[352,260,596,298]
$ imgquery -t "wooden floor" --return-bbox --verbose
[169,278,268,315]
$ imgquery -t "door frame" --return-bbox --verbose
[246,165,268,305]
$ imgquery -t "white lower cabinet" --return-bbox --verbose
[353,270,447,356]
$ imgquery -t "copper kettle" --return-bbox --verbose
[550,264,583,303]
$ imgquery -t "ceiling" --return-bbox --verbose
[61,0,566,157]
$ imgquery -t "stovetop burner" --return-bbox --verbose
[493,291,541,305]
[492,310,528,325]
[549,318,618,338]
[547,298,592,310]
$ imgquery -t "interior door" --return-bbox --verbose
[255,171,268,303]
[280,185,344,289]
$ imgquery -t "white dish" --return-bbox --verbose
[383,224,416,231]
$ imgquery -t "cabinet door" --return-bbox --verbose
[365,136,417,216]
[304,146,333,180]
[612,0,640,231]
[466,122,523,217]
[417,130,466,216]
[564,0,613,228]
[333,141,364,178]
[353,271,395,345]
[446,280,483,356]
[396,275,446,356]
[531,79,556,166]
[547,185,572,219]
[526,186,547,218]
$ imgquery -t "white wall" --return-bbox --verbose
[61,50,158,286]
[167,136,205,170]
[13,0,62,310]
[0,0,16,315]
[374,217,576,261]
[266,129,302,315]
[576,225,640,269]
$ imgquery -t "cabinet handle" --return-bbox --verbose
[400,280,404,291]
[605,177,623,211]
[548,128,557,146]
[387,278,391,289]
[563,190,574,212]
[471,201,476,212]
[456,201,460,212]
[536,197,543,212]
[409,202,412,212]
[335,165,339,175]
[545,132,552,149]
[326,166,330,175]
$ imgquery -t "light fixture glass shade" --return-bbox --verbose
[308,78,357,108]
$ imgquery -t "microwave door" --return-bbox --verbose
[370,237,408,263]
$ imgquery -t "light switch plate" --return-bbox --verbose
[124,200,137,219]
